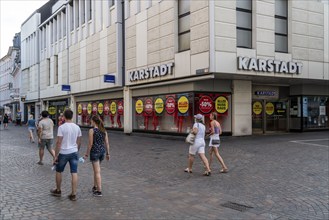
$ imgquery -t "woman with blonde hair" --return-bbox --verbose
[184,114,211,176]
[26,114,36,143]
[84,115,110,197]
[207,112,228,173]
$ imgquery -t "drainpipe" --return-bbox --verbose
[37,25,41,116]
[121,0,125,87]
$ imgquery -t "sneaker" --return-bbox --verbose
[50,189,61,197]
[68,194,77,201]
[92,186,97,193]
[93,191,102,197]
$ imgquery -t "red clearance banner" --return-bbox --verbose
[117,100,124,115]
[92,103,97,115]
[165,95,176,115]
[199,95,213,114]
[104,101,109,115]
[144,98,153,115]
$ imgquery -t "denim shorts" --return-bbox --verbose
[40,139,53,149]
[90,152,105,162]
[56,152,79,173]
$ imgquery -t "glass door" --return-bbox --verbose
[252,100,264,134]
[265,100,288,132]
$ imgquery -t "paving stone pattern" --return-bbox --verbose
[0,125,328,219]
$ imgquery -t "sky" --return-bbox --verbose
[0,0,48,58]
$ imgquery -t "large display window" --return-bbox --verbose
[290,96,329,130]
[133,92,231,134]
[76,99,124,129]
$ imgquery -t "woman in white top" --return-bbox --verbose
[184,114,211,176]
[207,112,228,173]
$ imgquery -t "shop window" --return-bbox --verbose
[133,93,232,134]
[77,99,124,129]
[302,96,329,129]
[178,0,190,52]
[275,0,288,53]
[236,0,252,49]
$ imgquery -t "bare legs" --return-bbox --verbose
[209,147,228,172]
[28,130,35,143]
[186,153,211,174]
[55,172,78,196]
[92,161,102,192]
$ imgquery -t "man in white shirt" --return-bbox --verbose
[37,111,55,165]
[50,109,82,201]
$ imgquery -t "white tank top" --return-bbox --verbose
[193,122,205,140]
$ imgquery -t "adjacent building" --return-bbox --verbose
[20,0,329,135]
[0,33,22,121]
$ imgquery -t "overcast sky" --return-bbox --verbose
[0,0,48,57]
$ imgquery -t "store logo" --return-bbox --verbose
[199,96,213,114]
[238,57,302,74]
[255,91,276,96]
[129,63,174,82]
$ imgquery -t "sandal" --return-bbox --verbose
[220,169,228,173]
[184,168,192,173]
[203,171,211,176]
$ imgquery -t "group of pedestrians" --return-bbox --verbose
[185,112,228,176]
[24,109,110,201]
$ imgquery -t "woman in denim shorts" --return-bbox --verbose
[84,115,110,197]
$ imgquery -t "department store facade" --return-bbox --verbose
[21,0,329,135]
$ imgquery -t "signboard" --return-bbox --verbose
[98,103,104,114]
[135,99,143,114]
[104,75,115,83]
[199,95,213,114]
[118,101,124,115]
[61,85,71,91]
[48,106,56,115]
[104,101,109,115]
[215,96,228,114]
[266,102,274,115]
[154,98,164,115]
[78,104,82,115]
[165,96,176,115]
[87,103,92,114]
[178,95,189,115]
[144,98,153,114]
[129,63,174,82]
[110,101,117,115]
[237,57,302,74]
[253,101,262,115]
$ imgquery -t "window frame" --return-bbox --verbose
[236,2,252,49]
[275,0,288,53]
[178,0,191,52]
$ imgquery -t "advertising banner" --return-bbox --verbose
[110,101,117,115]
[154,97,164,115]
[144,98,153,115]
[177,94,189,116]
[199,95,213,114]
[135,99,143,114]
[77,104,82,115]
[118,100,124,115]
[98,103,104,115]
[165,96,176,115]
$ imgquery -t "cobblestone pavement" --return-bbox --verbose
[1,124,328,220]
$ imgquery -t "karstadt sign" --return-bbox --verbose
[129,63,174,82]
[237,57,303,74]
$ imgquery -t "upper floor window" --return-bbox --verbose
[88,0,92,20]
[81,0,86,24]
[275,0,288,53]
[178,0,190,52]
[109,0,114,8]
[236,0,252,49]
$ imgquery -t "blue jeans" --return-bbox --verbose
[56,152,78,173]
[90,152,105,162]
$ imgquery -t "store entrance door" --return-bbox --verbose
[252,100,288,134]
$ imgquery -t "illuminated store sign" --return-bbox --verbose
[129,63,174,82]
[238,57,302,74]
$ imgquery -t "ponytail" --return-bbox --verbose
[91,115,106,134]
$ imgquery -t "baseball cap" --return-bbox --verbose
[194,114,203,120]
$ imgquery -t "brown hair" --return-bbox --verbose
[211,112,218,120]
[91,115,106,134]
